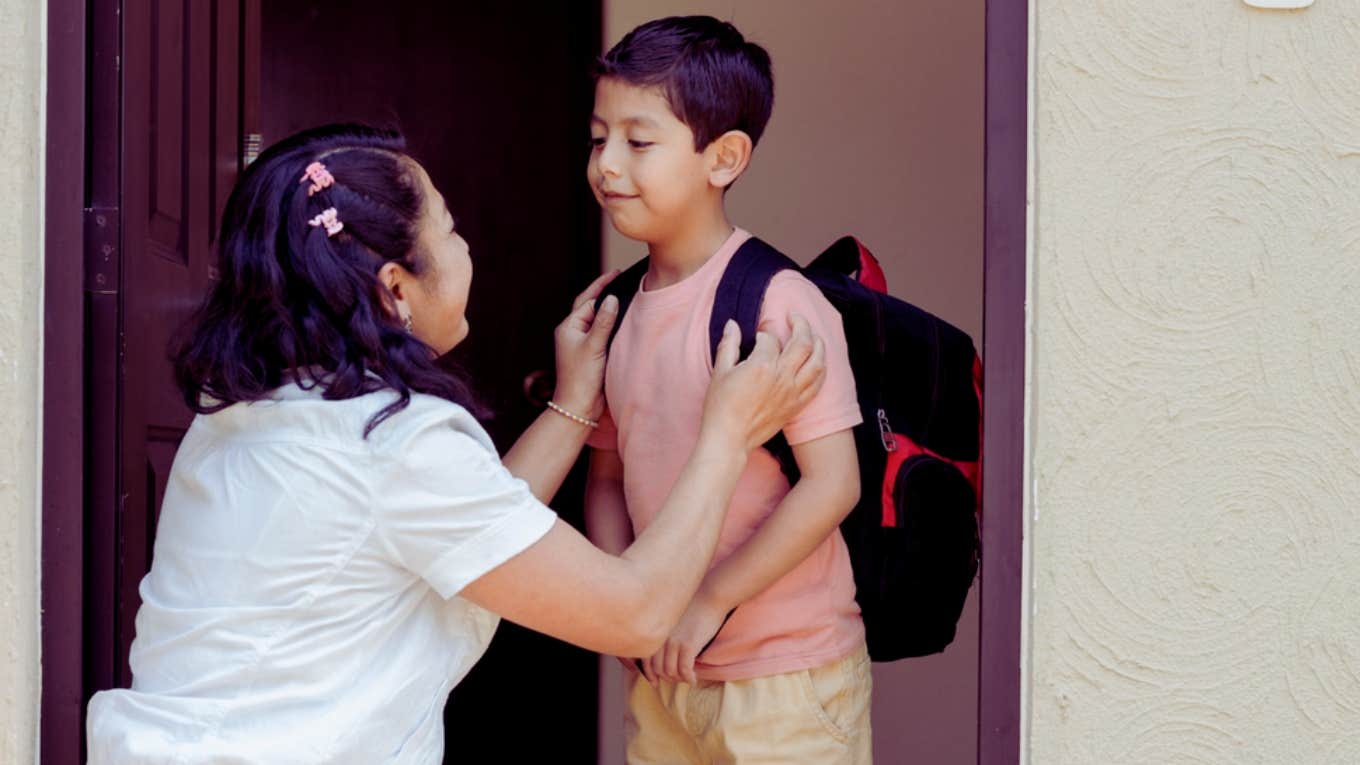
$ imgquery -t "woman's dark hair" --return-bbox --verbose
[173,123,480,435]
[597,15,774,151]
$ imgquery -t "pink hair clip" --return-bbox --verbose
[300,161,336,196]
[309,207,344,237]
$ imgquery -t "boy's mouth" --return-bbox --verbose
[600,188,638,201]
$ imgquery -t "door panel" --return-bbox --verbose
[91,0,258,694]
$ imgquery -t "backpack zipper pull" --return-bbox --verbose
[878,408,897,452]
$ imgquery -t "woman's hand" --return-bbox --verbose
[553,270,621,420]
[700,314,827,454]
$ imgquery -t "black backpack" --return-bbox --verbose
[600,236,982,661]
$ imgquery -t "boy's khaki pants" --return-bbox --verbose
[624,645,873,765]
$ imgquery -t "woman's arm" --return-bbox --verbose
[500,408,595,504]
[461,319,826,658]
[500,272,618,502]
[463,435,744,657]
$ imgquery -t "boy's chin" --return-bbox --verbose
[605,215,655,243]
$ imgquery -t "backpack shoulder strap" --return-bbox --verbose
[708,237,801,363]
[709,237,803,485]
[599,256,650,350]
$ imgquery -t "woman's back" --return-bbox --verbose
[87,382,556,764]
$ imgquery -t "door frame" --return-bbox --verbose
[977,0,1028,762]
[40,2,1030,762]
[40,0,87,761]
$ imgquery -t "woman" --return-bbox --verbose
[86,124,825,763]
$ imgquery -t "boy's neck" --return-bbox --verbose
[644,208,736,290]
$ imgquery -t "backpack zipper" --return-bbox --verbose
[871,291,896,453]
[878,408,897,453]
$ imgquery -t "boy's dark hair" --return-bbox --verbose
[597,15,774,151]
[172,123,482,436]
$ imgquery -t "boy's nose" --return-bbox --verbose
[595,140,623,179]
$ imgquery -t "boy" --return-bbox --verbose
[584,16,871,765]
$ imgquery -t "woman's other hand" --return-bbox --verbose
[552,270,621,421]
[701,313,826,454]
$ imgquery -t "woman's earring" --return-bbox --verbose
[402,313,414,333]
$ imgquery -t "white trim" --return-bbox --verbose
[33,0,49,760]
[1019,0,1038,762]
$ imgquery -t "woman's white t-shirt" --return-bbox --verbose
[86,382,557,763]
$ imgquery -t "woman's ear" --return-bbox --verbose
[707,130,754,189]
[377,261,409,317]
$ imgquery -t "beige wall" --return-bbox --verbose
[1028,1,1360,762]
[601,0,984,342]
[600,2,984,763]
[0,0,44,761]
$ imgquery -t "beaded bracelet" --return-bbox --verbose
[546,400,599,429]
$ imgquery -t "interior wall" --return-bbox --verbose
[602,0,984,342]
[599,2,985,763]
[1028,1,1360,761]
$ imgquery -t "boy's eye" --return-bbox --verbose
[628,140,654,149]
[588,136,606,149]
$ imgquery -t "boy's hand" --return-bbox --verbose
[642,596,729,685]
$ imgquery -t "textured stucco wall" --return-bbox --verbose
[0,0,43,761]
[1029,1,1360,762]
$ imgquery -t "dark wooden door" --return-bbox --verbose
[86,0,260,700]
[259,4,605,763]
[74,2,599,761]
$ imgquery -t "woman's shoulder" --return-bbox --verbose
[197,381,493,458]
[367,391,496,457]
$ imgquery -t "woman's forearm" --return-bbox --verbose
[459,430,748,658]
[501,408,593,503]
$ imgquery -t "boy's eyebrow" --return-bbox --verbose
[590,114,661,129]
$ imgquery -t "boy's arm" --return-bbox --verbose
[586,448,637,670]
[585,448,633,556]
[642,429,859,684]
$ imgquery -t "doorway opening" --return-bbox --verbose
[40,2,1026,763]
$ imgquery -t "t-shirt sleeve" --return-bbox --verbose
[373,417,558,599]
[759,272,864,445]
[585,406,618,451]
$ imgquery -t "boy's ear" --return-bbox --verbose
[707,130,754,189]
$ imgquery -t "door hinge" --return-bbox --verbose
[84,206,119,295]
[243,133,263,167]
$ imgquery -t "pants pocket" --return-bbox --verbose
[797,649,872,746]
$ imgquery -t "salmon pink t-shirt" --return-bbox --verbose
[588,228,865,681]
